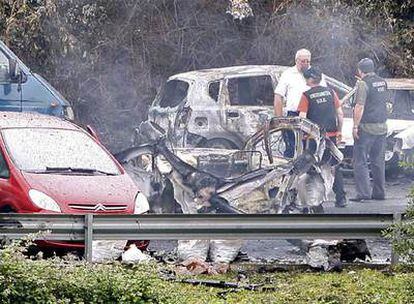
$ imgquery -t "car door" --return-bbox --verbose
[0,48,22,112]
[148,79,191,136]
[222,75,275,141]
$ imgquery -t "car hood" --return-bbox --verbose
[395,126,414,150]
[21,172,138,213]
[342,118,414,146]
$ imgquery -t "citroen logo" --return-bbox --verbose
[94,204,107,211]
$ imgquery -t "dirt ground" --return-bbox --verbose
[148,175,413,264]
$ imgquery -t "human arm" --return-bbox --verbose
[352,80,368,139]
[333,91,343,142]
[297,94,309,118]
[274,72,288,116]
[353,104,364,139]
[274,93,284,116]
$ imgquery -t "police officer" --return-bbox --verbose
[350,58,388,202]
[297,66,347,207]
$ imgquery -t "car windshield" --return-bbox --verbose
[1,128,120,175]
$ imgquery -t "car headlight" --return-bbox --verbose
[29,189,61,212]
[134,192,150,214]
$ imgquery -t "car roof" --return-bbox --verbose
[169,65,289,82]
[385,78,414,90]
[0,112,80,130]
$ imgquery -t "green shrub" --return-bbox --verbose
[0,241,175,303]
[384,189,414,266]
[2,240,414,303]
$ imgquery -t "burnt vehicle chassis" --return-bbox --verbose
[117,117,343,215]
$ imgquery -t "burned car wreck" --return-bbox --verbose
[135,65,351,150]
[119,117,342,216]
[118,117,371,269]
[136,65,414,177]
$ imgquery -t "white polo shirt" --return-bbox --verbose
[274,66,326,112]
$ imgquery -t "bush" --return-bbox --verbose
[2,240,414,303]
[384,189,414,266]
[0,241,175,303]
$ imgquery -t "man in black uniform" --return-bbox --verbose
[298,66,347,207]
[350,58,388,202]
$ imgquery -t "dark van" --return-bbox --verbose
[0,40,74,119]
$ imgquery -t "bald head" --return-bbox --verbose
[295,49,311,72]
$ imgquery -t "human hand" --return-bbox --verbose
[336,132,342,143]
[353,127,359,140]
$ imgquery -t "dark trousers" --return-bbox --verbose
[329,137,346,202]
[353,130,386,199]
[282,111,298,158]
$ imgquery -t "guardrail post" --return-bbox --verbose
[84,214,93,263]
[391,213,401,266]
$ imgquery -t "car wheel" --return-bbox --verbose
[202,138,239,149]
[385,150,400,179]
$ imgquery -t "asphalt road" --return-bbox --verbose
[325,175,412,214]
[148,175,413,264]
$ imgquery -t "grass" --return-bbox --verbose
[1,240,414,303]
[160,268,414,303]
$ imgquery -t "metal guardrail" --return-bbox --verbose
[0,213,401,263]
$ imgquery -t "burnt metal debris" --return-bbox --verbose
[159,268,276,292]
[118,116,342,215]
[117,117,348,266]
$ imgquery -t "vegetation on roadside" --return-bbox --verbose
[384,188,414,267]
[1,240,414,303]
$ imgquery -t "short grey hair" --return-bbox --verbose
[295,48,311,60]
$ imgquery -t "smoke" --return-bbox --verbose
[1,0,410,151]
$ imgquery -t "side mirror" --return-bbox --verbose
[8,58,17,80]
[8,58,26,83]
[86,125,100,142]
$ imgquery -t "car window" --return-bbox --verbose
[0,150,10,178]
[2,128,120,175]
[340,87,414,120]
[388,89,414,120]
[208,81,220,102]
[158,80,189,108]
[228,76,274,106]
[0,50,9,83]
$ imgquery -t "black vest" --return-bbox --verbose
[303,86,337,132]
[360,74,388,123]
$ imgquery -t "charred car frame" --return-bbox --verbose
[120,117,342,215]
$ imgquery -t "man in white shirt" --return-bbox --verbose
[273,49,326,157]
[274,49,312,116]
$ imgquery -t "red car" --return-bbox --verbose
[0,112,149,250]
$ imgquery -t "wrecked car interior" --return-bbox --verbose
[116,116,369,270]
[119,117,341,215]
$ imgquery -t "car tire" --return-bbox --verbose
[202,138,239,149]
[385,151,400,179]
